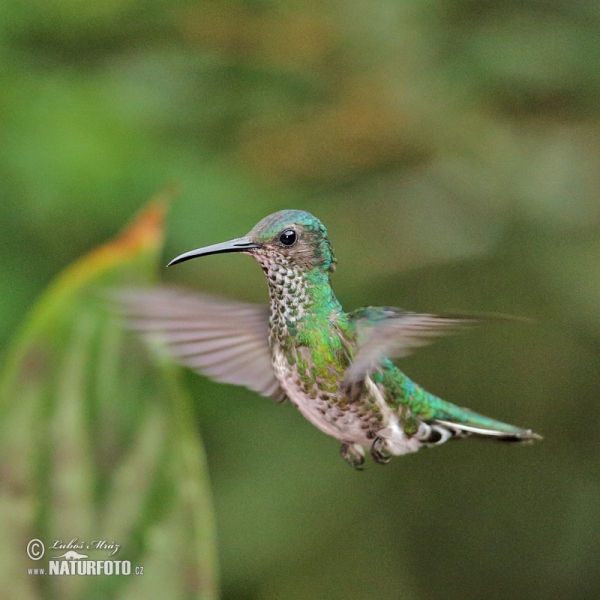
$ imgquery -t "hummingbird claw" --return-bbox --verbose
[340,442,365,470]
[370,436,392,465]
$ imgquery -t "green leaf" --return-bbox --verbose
[0,199,218,600]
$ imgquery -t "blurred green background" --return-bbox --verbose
[2,0,600,599]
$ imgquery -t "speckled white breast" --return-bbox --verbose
[272,347,373,443]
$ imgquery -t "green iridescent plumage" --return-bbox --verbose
[122,209,541,469]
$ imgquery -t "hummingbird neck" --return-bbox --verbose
[294,266,341,314]
[258,259,342,342]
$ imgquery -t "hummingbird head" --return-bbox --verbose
[168,209,337,274]
[248,210,337,273]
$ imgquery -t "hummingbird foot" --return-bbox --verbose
[370,436,392,465]
[340,442,365,470]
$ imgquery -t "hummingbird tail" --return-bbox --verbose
[433,418,542,443]
[429,401,542,443]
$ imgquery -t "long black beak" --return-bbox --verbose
[167,236,260,267]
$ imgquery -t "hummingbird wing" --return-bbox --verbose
[114,287,286,401]
[345,307,479,384]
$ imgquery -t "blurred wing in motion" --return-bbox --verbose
[345,307,480,383]
[114,287,285,401]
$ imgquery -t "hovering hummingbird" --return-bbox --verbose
[121,210,541,469]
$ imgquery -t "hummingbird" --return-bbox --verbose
[121,209,541,469]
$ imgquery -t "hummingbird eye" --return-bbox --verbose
[279,229,297,247]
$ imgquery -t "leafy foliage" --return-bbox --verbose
[0,202,217,600]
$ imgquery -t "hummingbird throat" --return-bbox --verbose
[253,251,341,344]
